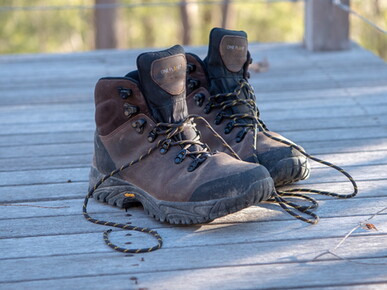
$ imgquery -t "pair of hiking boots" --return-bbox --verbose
[89,28,310,225]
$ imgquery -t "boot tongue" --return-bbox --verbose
[137,45,188,123]
[204,27,248,95]
[205,28,253,126]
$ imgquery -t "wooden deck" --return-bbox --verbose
[0,43,387,289]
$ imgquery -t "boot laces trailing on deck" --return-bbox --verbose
[83,110,358,253]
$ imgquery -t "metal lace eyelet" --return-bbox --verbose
[159,139,171,154]
[131,119,147,134]
[187,63,196,74]
[203,102,212,114]
[214,112,223,125]
[174,149,187,164]
[187,78,200,90]
[123,104,138,118]
[119,87,132,99]
[236,128,248,143]
[224,120,236,134]
[193,93,205,107]
[187,154,208,172]
[147,129,158,142]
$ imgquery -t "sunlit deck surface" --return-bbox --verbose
[0,43,387,289]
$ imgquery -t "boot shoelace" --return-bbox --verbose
[204,79,261,163]
[205,78,358,224]
[83,115,239,254]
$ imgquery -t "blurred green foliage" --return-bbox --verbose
[349,0,387,60]
[0,0,385,60]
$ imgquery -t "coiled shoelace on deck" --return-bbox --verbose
[83,115,239,254]
[205,79,358,224]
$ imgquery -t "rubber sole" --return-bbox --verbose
[89,166,274,225]
[270,156,310,187]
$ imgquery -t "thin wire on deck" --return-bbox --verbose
[333,0,387,35]
[312,206,387,266]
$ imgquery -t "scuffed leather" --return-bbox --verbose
[95,78,151,136]
[99,113,262,202]
[94,77,270,202]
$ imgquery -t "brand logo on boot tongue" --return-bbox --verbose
[226,44,246,51]
[160,63,183,75]
[219,35,248,73]
[151,54,186,96]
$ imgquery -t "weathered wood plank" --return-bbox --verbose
[0,132,92,147]
[294,164,387,184]
[1,76,384,106]
[0,154,93,172]
[0,99,380,126]
[1,83,386,122]
[1,201,386,242]
[1,262,385,290]
[0,213,386,257]
[0,54,385,106]
[0,88,93,106]
[309,150,387,168]
[1,255,386,289]
[324,285,387,290]
[283,178,387,199]
[258,85,387,103]
[0,196,385,224]
[2,149,387,174]
[302,138,387,155]
[1,137,386,168]
[262,93,387,111]
[2,89,387,126]
[1,125,386,148]
[282,127,387,143]
[0,235,386,285]
[0,143,93,159]
[0,182,86,203]
[0,167,88,187]
[0,160,386,187]
[252,71,387,90]
[1,113,386,138]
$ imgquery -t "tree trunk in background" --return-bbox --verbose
[142,0,155,47]
[180,0,191,45]
[373,0,381,14]
[221,0,235,29]
[94,0,118,49]
[304,0,350,51]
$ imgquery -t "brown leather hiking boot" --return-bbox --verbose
[89,45,274,224]
[186,28,310,187]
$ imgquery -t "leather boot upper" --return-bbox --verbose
[186,28,308,180]
[93,45,272,203]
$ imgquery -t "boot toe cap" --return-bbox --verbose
[189,163,273,203]
[257,146,310,186]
